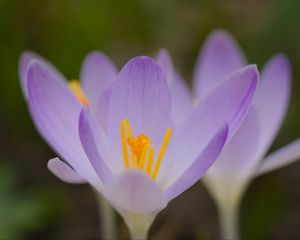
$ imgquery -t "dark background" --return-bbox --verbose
[0,0,300,239]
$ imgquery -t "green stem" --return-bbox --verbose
[123,213,155,240]
[97,194,117,240]
[129,225,149,240]
[219,200,240,240]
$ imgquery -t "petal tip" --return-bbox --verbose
[206,29,239,49]
[272,53,290,63]
[269,53,291,75]
[120,56,166,83]
[47,158,86,184]
[209,28,232,39]
[83,51,112,64]
[19,51,41,97]
[157,48,171,58]
[247,64,259,83]
[27,59,47,85]
[19,50,38,65]
[128,55,157,66]
[28,59,41,69]
[19,51,33,66]
[228,64,259,87]
[79,106,90,127]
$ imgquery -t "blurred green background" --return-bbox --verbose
[0,0,300,239]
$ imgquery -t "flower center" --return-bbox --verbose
[127,134,151,161]
[120,119,172,180]
[68,80,89,106]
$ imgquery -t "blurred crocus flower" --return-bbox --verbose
[161,30,300,239]
[19,50,257,239]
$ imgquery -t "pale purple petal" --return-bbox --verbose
[27,60,101,189]
[103,171,167,214]
[170,73,193,127]
[256,139,300,176]
[156,49,193,126]
[95,84,112,132]
[107,56,173,165]
[19,51,67,98]
[193,30,246,99]
[206,107,261,186]
[162,65,258,185]
[80,51,117,109]
[165,124,228,201]
[79,107,112,182]
[164,65,258,188]
[47,158,86,184]
[253,54,291,160]
[156,49,173,86]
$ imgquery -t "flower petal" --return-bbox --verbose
[27,60,101,189]
[103,171,167,214]
[204,107,261,203]
[79,107,112,182]
[95,84,112,132]
[19,51,67,98]
[107,56,172,165]
[80,51,117,109]
[156,49,174,86]
[47,158,86,184]
[170,73,193,126]
[163,65,258,185]
[193,30,246,98]
[156,49,193,126]
[255,139,300,176]
[165,124,228,201]
[253,54,291,159]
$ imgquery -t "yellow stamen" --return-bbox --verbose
[124,119,133,137]
[146,147,154,174]
[68,80,89,106]
[131,153,138,168]
[120,119,172,180]
[138,144,150,169]
[151,128,172,179]
[121,120,130,169]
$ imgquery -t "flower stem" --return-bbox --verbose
[129,226,149,240]
[219,201,240,240]
[97,194,117,240]
[123,213,155,240]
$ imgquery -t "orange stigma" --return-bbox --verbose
[120,119,172,180]
[127,134,151,162]
[68,80,89,106]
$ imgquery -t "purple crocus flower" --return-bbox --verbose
[160,30,300,239]
[19,50,258,238]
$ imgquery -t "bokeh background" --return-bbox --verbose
[0,0,300,239]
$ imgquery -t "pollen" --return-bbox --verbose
[120,119,172,180]
[68,80,89,106]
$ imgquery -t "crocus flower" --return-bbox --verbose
[161,30,300,239]
[19,50,258,239]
